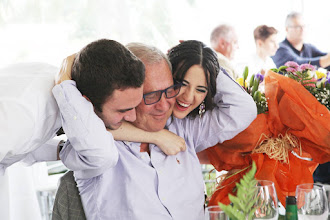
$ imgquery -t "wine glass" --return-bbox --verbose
[205,206,229,220]
[296,183,329,220]
[253,180,279,219]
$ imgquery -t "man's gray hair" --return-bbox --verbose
[126,42,172,71]
[285,11,302,27]
[210,24,234,49]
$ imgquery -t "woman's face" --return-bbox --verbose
[173,65,208,119]
[260,34,278,56]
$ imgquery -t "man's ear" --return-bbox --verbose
[83,95,91,102]
[218,38,226,49]
[256,39,263,47]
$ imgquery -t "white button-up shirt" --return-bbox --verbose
[0,63,61,174]
[55,69,257,220]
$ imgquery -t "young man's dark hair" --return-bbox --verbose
[72,39,145,112]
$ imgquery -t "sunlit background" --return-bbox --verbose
[1,0,329,70]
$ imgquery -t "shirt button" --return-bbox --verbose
[140,155,144,159]
[73,116,77,120]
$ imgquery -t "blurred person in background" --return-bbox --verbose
[247,25,278,76]
[272,12,330,184]
[210,24,240,79]
[272,11,330,71]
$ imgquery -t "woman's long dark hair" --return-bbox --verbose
[167,40,220,118]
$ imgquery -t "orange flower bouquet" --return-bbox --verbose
[201,62,330,207]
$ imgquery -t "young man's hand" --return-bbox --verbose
[55,53,76,84]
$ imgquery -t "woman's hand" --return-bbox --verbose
[108,122,186,156]
[153,129,186,155]
[55,53,76,84]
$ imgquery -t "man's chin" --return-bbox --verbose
[106,122,122,130]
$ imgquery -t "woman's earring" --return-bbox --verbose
[198,101,206,117]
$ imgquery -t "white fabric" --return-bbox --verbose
[0,163,46,220]
[216,52,240,79]
[0,62,61,220]
[0,62,61,173]
[246,53,276,76]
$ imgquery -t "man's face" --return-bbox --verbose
[223,31,239,60]
[96,87,143,130]
[259,34,279,57]
[132,59,175,132]
[286,16,305,44]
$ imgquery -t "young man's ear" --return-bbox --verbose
[256,39,263,47]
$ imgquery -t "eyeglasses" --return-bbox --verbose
[143,83,182,105]
[288,25,305,30]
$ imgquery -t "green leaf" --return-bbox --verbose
[243,66,249,82]
[279,65,287,71]
[217,162,258,220]
[270,68,279,73]
[249,74,255,89]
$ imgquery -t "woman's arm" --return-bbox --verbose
[109,122,186,155]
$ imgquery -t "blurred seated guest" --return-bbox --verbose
[247,25,278,75]
[272,12,330,184]
[313,162,330,184]
[272,11,330,70]
[210,24,240,79]
[0,62,63,220]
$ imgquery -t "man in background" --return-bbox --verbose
[272,11,330,70]
[210,24,240,79]
[272,12,330,184]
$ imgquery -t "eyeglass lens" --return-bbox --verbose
[143,83,181,105]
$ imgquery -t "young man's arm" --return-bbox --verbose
[182,68,257,152]
[53,80,118,179]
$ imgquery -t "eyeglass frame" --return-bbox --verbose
[142,82,182,105]
[288,25,305,31]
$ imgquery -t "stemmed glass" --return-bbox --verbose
[296,183,329,220]
[253,180,279,219]
[205,206,229,220]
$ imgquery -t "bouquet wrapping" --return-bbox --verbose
[204,70,330,206]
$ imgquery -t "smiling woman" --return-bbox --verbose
[174,65,208,119]
[168,40,219,118]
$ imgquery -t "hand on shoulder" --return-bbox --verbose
[55,53,76,84]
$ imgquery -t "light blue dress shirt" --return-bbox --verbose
[53,69,257,220]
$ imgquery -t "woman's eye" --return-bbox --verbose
[181,82,188,86]
[197,89,207,93]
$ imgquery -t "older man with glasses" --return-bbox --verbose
[56,42,256,220]
[272,11,330,70]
